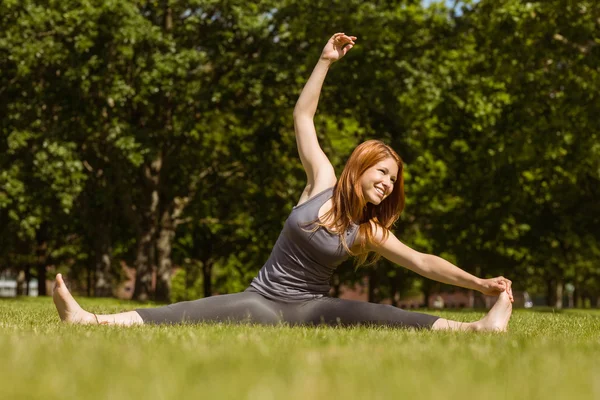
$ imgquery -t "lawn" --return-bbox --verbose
[1,296,599,400]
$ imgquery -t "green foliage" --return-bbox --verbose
[1,0,598,304]
[170,267,203,302]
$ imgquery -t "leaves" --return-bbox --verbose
[0,0,598,305]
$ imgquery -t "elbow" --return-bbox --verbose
[414,253,432,274]
[293,108,308,121]
[292,100,302,119]
[293,101,314,120]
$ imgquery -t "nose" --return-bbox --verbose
[381,181,391,192]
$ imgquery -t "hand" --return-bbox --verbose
[479,276,513,302]
[320,32,357,63]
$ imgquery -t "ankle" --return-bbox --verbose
[93,314,110,325]
[469,321,483,332]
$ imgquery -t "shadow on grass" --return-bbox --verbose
[0,295,159,308]
[525,307,565,313]
[406,306,600,316]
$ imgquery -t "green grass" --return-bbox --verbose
[1,297,600,400]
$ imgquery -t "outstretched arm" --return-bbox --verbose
[293,33,356,204]
[368,226,514,301]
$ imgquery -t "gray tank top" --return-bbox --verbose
[250,187,359,301]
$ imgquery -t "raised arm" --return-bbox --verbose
[293,33,356,204]
[368,225,514,301]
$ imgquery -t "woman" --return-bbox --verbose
[54,33,513,331]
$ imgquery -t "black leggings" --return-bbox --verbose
[135,288,440,329]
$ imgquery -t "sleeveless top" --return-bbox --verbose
[250,187,359,301]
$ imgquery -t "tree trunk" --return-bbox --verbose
[203,260,213,297]
[546,278,555,307]
[87,262,93,297]
[35,265,47,296]
[94,225,113,297]
[569,285,576,308]
[94,252,112,297]
[133,159,162,301]
[133,227,157,301]
[164,1,173,31]
[16,270,26,296]
[25,266,31,296]
[36,232,48,296]
[155,208,175,302]
[555,280,563,309]
[152,1,177,303]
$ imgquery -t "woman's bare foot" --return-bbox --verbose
[472,291,513,332]
[53,274,96,324]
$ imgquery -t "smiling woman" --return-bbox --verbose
[53,33,513,332]
[306,140,405,267]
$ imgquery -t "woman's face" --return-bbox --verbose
[359,157,399,205]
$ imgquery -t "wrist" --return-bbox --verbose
[317,57,335,66]
[472,277,484,292]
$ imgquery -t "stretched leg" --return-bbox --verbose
[54,274,285,326]
[135,289,284,325]
[53,274,143,326]
[297,296,440,329]
[297,291,512,332]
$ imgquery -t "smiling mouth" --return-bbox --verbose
[375,187,385,198]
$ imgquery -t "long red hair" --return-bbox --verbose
[318,140,405,266]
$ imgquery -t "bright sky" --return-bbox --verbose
[422,0,454,6]
[422,0,480,6]
[421,0,478,13]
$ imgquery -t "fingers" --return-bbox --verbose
[493,278,505,291]
[331,32,346,43]
[496,276,514,302]
[505,278,514,302]
[322,33,357,62]
[332,33,356,40]
[484,276,514,301]
[332,32,356,46]
[340,37,356,56]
